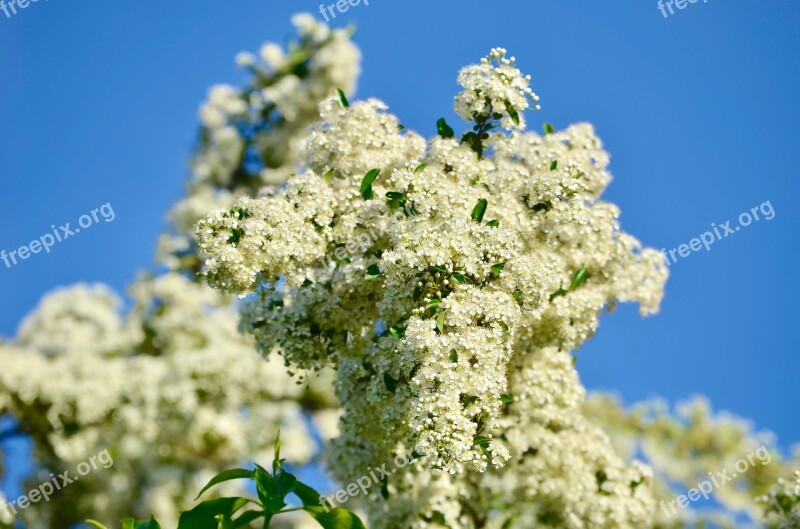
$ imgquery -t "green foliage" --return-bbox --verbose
[471,199,488,223]
[89,433,366,529]
[337,88,350,108]
[360,169,381,200]
[436,118,455,139]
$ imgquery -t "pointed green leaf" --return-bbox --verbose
[360,169,381,200]
[293,481,324,507]
[471,199,488,223]
[504,100,520,126]
[449,349,458,363]
[177,498,253,529]
[304,506,367,529]
[414,163,428,174]
[337,88,349,108]
[543,122,556,135]
[195,469,253,500]
[436,310,446,334]
[500,394,514,403]
[274,430,282,469]
[86,521,111,529]
[487,219,500,228]
[550,160,558,171]
[569,265,589,291]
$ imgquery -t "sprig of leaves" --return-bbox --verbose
[89,433,366,529]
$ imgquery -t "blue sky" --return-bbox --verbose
[0,0,798,482]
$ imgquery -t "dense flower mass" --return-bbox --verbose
[760,471,800,529]
[157,13,360,273]
[0,17,352,529]
[198,48,670,528]
[0,276,326,528]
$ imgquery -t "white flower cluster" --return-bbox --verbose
[198,49,668,528]
[2,17,353,527]
[454,48,540,130]
[585,394,800,528]
[0,274,327,528]
[760,471,800,529]
[157,13,361,272]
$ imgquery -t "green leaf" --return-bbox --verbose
[460,131,477,144]
[531,200,552,213]
[490,263,504,276]
[86,521,111,529]
[274,430,282,469]
[473,436,492,449]
[512,290,523,303]
[436,118,455,139]
[383,373,398,393]
[232,510,264,528]
[463,395,479,407]
[569,265,589,291]
[487,219,500,228]
[337,88,349,108]
[365,263,382,280]
[504,100,520,126]
[449,349,458,363]
[436,310,446,334]
[500,394,514,403]
[360,169,381,200]
[543,122,556,135]
[304,506,367,529]
[427,298,441,310]
[293,481,324,507]
[451,272,466,284]
[122,519,135,529]
[227,228,244,245]
[214,514,233,529]
[253,464,297,513]
[177,498,253,529]
[195,469,253,500]
[414,163,428,174]
[471,199,488,223]
[550,160,558,171]
[388,325,406,339]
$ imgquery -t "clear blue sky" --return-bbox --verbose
[0,0,798,464]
